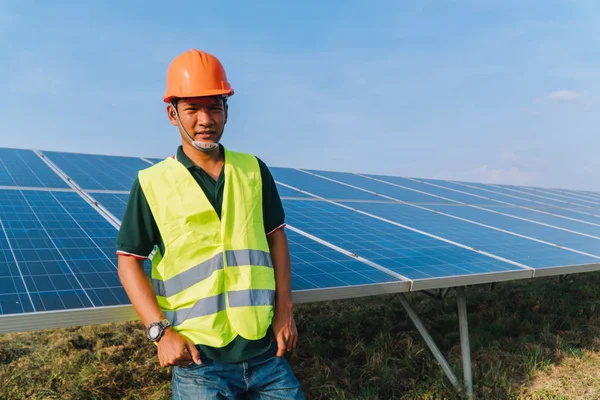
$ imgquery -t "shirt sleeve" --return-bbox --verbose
[256,158,286,235]
[116,177,161,259]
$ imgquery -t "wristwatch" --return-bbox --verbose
[146,319,171,342]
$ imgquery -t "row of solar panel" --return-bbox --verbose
[4,147,600,211]
[1,146,600,323]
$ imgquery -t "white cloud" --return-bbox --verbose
[434,147,547,186]
[462,165,538,185]
[540,90,581,102]
[499,150,518,161]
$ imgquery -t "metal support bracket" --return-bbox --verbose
[398,286,474,399]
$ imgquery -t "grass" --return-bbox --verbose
[2,272,600,399]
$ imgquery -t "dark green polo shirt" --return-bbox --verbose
[116,145,283,363]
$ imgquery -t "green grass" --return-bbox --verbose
[2,272,600,399]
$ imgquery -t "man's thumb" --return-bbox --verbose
[186,340,202,364]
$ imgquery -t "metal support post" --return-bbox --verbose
[397,294,461,392]
[456,287,474,399]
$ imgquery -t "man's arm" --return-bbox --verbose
[118,255,201,367]
[267,227,298,356]
[116,178,200,367]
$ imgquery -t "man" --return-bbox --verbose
[116,48,305,399]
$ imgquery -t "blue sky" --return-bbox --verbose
[0,0,599,190]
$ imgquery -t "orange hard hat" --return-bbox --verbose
[163,49,234,103]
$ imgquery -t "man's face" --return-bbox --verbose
[168,96,228,147]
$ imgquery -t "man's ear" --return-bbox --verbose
[167,104,179,127]
[224,102,229,125]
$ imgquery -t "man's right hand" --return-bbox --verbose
[157,328,202,367]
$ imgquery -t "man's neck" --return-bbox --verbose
[182,143,224,168]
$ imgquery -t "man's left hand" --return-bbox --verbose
[272,306,298,357]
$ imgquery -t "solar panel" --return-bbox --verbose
[516,186,600,208]
[352,174,600,237]
[416,177,600,221]
[41,151,151,191]
[525,186,600,204]
[271,167,384,201]
[0,148,70,189]
[418,178,553,208]
[285,228,409,300]
[573,189,600,200]
[430,204,600,256]
[269,168,599,273]
[0,190,128,317]
[467,182,598,210]
[305,169,455,205]
[476,206,600,237]
[565,189,600,202]
[345,202,598,274]
[367,174,504,205]
[283,199,530,289]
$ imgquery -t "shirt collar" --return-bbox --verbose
[176,144,225,169]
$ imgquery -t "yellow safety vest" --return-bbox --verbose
[137,148,276,348]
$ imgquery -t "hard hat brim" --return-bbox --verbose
[164,89,234,104]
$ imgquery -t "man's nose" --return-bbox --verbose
[197,109,213,126]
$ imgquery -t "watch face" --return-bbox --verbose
[149,325,160,339]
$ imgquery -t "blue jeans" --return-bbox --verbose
[171,352,305,399]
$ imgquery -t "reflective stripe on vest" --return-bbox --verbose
[151,250,273,298]
[138,148,276,348]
